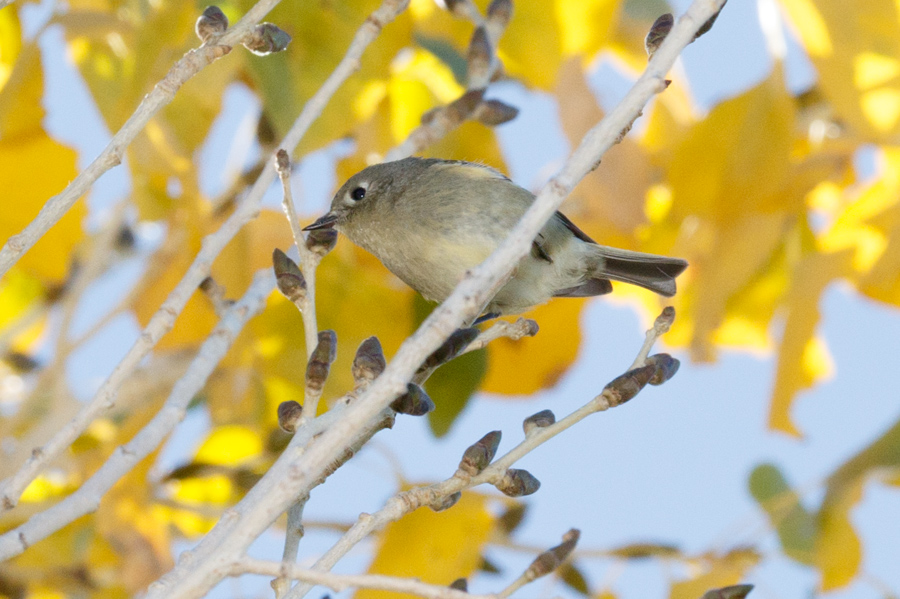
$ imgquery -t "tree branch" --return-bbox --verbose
[0,270,274,559]
[143,2,722,597]
[0,0,284,280]
[0,0,409,514]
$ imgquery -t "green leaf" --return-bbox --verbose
[748,463,816,565]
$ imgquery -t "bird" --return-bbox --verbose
[304,157,687,320]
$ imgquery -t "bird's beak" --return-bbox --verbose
[303,212,338,231]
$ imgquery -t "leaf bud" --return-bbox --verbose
[447,89,486,122]
[275,148,291,175]
[694,1,727,42]
[277,400,303,433]
[467,26,492,88]
[458,430,502,476]
[391,383,435,416]
[419,327,479,372]
[306,330,337,392]
[196,6,228,42]
[474,99,519,126]
[523,529,579,581]
[305,229,338,258]
[602,364,656,406]
[644,13,673,58]
[352,336,387,386]
[430,491,462,512]
[552,528,580,562]
[654,305,676,334]
[495,468,540,497]
[486,0,512,28]
[272,248,307,303]
[700,584,754,599]
[523,409,555,435]
[243,23,292,55]
[646,353,680,385]
[438,0,471,18]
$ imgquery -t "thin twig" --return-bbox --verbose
[383,1,511,162]
[276,151,320,357]
[0,0,283,280]
[0,0,404,513]
[286,306,677,599]
[464,318,539,354]
[235,558,493,599]
[143,3,721,597]
[0,270,275,559]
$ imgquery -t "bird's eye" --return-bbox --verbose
[350,186,366,201]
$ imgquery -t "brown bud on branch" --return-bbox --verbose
[701,584,754,599]
[486,0,513,28]
[524,529,581,581]
[196,6,228,42]
[429,492,462,512]
[694,1,727,41]
[602,364,656,407]
[449,578,468,592]
[275,148,291,175]
[306,330,337,392]
[305,229,338,258]
[277,400,303,433]
[352,336,387,386]
[391,383,435,416]
[654,306,675,334]
[645,13,673,58]
[243,23,292,56]
[467,26,493,88]
[419,327,479,372]
[523,409,555,435]
[272,248,307,303]
[474,99,519,126]
[458,430,502,476]
[646,353,680,385]
[495,468,540,497]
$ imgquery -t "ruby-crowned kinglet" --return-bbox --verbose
[305,157,687,318]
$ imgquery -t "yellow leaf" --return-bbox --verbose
[555,0,620,58]
[778,0,833,56]
[481,298,586,395]
[195,425,263,466]
[555,58,652,247]
[769,251,850,435]
[0,133,84,281]
[668,550,759,599]
[357,491,494,599]
[388,49,464,142]
[0,269,45,349]
[666,71,795,223]
[779,0,900,137]
[498,0,562,89]
[816,480,864,590]
[0,12,45,139]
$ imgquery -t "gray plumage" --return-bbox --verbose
[305,157,687,316]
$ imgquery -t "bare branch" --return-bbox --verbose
[0,270,274,559]
[0,0,284,279]
[235,558,492,599]
[143,2,721,596]
[0,0,407,513]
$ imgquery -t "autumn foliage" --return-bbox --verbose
[1,0,899,597]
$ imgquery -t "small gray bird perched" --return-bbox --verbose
[305,157,687,318]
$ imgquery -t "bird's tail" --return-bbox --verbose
[588,245,688,297]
